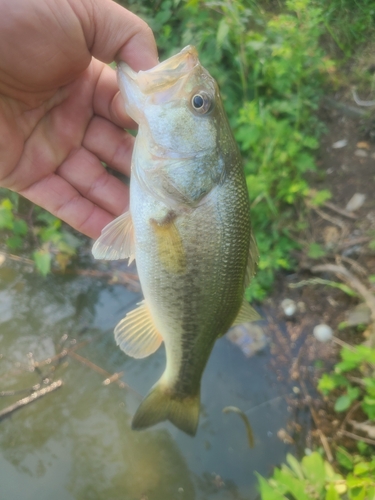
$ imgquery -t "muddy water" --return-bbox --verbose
[0,264,292,500]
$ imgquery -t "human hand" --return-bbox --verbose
[0,0,158,238]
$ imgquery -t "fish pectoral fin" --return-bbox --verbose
[132,381,200,436]
[92,211,135,263]
[150,216,186,274]
[244,233,259,288]
[114,300,163,359]
[231,298,261,327]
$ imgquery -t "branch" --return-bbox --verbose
[0,380,63,421]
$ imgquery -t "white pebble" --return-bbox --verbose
[313,324,333,342]
[332,139,347,149]
[281,298,297,316]
[346,193,366,212]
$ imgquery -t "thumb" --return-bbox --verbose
[77,0,158,71]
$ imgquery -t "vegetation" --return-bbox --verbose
[257,451,375,500]
[1,0,375,497]
[0,189,80,275]
[2,0,374,297]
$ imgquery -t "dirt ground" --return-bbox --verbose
[262,94,375,458]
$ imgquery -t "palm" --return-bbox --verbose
[0,0,157,238]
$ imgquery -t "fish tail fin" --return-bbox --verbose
[131,381,200,436]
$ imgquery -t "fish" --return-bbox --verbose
[92,45,258,436]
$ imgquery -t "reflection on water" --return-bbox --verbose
[0,263,292,500]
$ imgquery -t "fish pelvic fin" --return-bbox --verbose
[132,382,200,436]
[92,211,135,264]
[114,300,163,359]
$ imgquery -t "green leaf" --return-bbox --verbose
[33,250,52,277]
[273,467,311,500]
[318,373,347,395]
[353,462,371,476]
[310,189,332,206]
[13,219,28,236]
[255,472,288,500]
[6,235,23,250]
[308,243,326,259]
[286,453,305,480]
[325,482,340,500]
[0,206,14,229]
[216,18,229,48]
[336,447,354,471]
[301,452,326,495]
[334,394,352,412]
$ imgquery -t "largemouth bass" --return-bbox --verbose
[92,46,258,436]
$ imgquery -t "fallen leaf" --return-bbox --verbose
[356,141,370,150]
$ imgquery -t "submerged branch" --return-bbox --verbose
[0,380,63,421]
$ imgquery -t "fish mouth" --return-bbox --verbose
[118,45,199,95]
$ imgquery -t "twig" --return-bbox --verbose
[33,340,88,368]
[337,255,368,278]
[311,264,375,323]
[352,89,375,107]
[307,204,348,231]
[0,251,33,265]
[0,380,63,421]
[323,201,358,220]
[332,336,356,351]
[339,429,375,446]
[339,401,361,432]
[323,96,368,118]
[222,406,255,448]
[68,351,141,398]
[337,236,371,251]
[299,379,334,462]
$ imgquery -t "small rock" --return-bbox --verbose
[346,193,366,212]
[354,149,368,157]
[297,301,306,313]
[313,324,333,342]
[356,141,370,149]
[346,303,371,327]
[281,298,297,316]
[332,139,347,149]
[226,323,267,357]
[277,428,294,444]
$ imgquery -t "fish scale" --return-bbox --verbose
[92,46,258,436]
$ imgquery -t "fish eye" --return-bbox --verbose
[191,92,212,114]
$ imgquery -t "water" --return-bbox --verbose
[0,263,292,500]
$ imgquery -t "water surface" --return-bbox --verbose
[0,264,292,500]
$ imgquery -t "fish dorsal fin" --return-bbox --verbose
[232,298,260,326]
[114,300,163,359]
[92,211,135,263]
[150,216,186,274]
[245,233,259,288]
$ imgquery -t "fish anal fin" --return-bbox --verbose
[114,300,163,359]
[132,381,200,436]
[232,298,261,327]
[150,214,186,274]
[92,211,135,263]
[245,233,259,287]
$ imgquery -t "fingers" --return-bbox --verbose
[78,0,158,70]
[82,115,134,176]
[57,146,130,216]
[20,171,120,239]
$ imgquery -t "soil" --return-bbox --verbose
[262,94,375,460]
